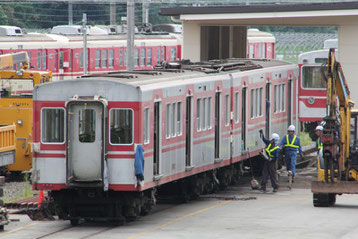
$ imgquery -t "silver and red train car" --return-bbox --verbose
[31,58,297,224]
[298,39,337,138]
[0,26,274,81]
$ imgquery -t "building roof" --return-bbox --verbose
[160,2,358,16]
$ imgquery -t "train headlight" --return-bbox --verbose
[17,119,23,125]
[308,97,315,105]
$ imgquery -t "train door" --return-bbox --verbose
[288,80,292,126]
[66,101,105,186]
[153,101,161,175]
[215,92,221,159]
[265,83,271,136]
[185,96,192,167]
[241,87,247,151]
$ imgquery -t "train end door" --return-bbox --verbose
[66,97,107,188]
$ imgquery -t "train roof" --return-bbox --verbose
[34,58,295,102]
[79,58,293,87]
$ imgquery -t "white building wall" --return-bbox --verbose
[339,25,358,107]
[182,21,201,61]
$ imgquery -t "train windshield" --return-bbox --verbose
[301,66,327,89]
[0,79,33,97]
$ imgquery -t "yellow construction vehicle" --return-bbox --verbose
[311,48,358,206]
[0,52,52,175]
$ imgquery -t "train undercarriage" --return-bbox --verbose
[47,163,243,225]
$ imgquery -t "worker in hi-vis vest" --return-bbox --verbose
[280,125,303,181]
[259,130,280,193]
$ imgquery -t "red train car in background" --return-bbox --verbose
[298,39,337,138]
[0,25,275,81]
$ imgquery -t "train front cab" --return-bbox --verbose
[298,50,329,139]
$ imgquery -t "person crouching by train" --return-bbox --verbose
[280,125,303,182]
[259,130,280,193]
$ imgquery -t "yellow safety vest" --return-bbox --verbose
[317,137,323,150]
[266,143,279,158]
[284,135,299,149]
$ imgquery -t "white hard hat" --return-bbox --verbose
[288,125,295,131]
[315,125,323,131]
[270,133,280,143]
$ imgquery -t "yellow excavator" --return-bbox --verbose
[311,48,358,206]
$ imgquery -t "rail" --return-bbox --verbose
[0,124,16,154]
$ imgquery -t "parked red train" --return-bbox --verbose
[32,58,297,224]
[0,25,275,81]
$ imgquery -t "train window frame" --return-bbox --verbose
[234,92,240,123]
[135,48,139,67]
[196,98,201,132]
[207,97,212,129]
[109,108,134,146]
[143,107,150,144]
[170,48,176,61]
[166,103,171,138]
[102,49,108,68]
[37,52,41,69]
[225,94,230,126]
[177,101,183,136]
[95,50,100,69]
[300,65,327,90]
[140,48,145,67]
[109,49,114,68]
[146,48,152,67]
[41,107,66,145]
[274,84,286,114]
[43,51,46,70]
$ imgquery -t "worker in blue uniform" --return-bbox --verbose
[259,130,280,193]
[280,125,303,181]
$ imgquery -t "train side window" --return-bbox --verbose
[54,51,58,70]
[79,109,96,143]
[95,50,100,69]
[41,108,65,143]
[234,92,239,123]
[109,50,114,68]
[197,98,201,131]
[166,104,171,138]
[60,51,64,69]
[102,50,108,68]
[225,94,230,126]
[170,48,176,61]
[157,48,161,64]
[120,49,123,66]
[27,51,32,68]
[37,52,41,69]
[146,48,152,67]
[161,48,165,61]
[172,103,177,137]
[110,109,133,145]
[207,97,212,129]
[281,84,285,112]
[144,108,150,144]
[140,48,145,67]
[177,102,182,135]
[43,51,46,70]
[249,45,254,58]
[124,49,127,66]
[202,98,206,130]
[251,89,255,118]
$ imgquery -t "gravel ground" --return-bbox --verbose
[2,181,37,203]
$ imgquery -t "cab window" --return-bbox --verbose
[301,66,327,89]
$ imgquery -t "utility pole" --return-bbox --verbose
[82,13,87,75]
[68,0,73,25]
[110,1,116,25]
[142,2,149,25]
[127,0,135,72]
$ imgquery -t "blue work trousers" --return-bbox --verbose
[285,150,297,177]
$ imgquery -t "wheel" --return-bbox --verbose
[313,193,331,207]
[70,219,79,226]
